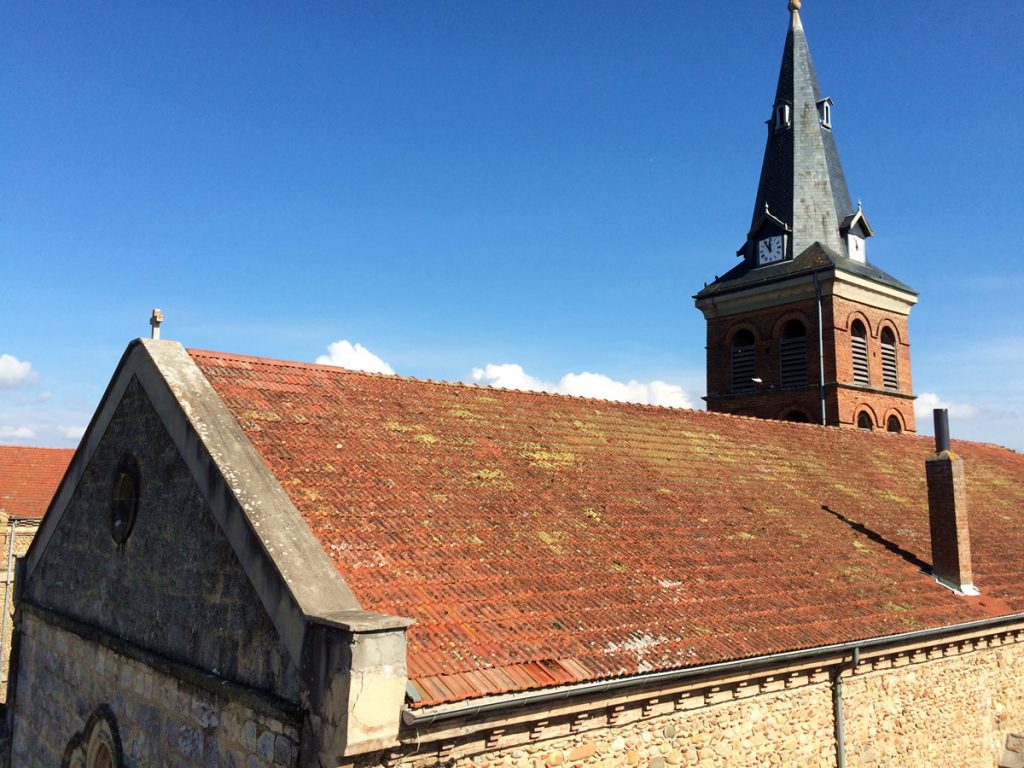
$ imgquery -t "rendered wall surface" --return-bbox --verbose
[20,376,298,700]
[10,610,300,767]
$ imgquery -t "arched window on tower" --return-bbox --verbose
[881,328,898,390]
[886,415,902,434]
[731,330,757,393]
[857,411,874,430]
[851,320,870,386]
[779,319,808,389]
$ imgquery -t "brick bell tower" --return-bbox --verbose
[694,0,917,433]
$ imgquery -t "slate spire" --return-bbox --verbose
[750,1,854,258]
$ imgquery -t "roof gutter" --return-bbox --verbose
[402,611,1024,727]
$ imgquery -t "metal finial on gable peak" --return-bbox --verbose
[788,0,801,11]
[149,308,163,340]
[857,199,863,212]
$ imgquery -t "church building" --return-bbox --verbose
[695,0,917,434]
[5,4,1024,768]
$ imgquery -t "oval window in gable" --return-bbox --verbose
[109,455,140,545]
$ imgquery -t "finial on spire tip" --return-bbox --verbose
[789,0,801,11]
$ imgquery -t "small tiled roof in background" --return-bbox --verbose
[191,349,1024,708]
[0,445,75,520]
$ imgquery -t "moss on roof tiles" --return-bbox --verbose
[191,349,1024,708]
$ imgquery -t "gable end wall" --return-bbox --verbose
[10,607,300,767]
[20,375,298,700]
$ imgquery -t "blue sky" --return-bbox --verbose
[2,1,1023,450]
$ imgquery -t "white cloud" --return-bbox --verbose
[915,392,980,422]
[315,340,394,375]
[471,363,693,409]
[560,372,692,408]
[470,363,547,392]
[58,425,87,440]
[0,425,35,439]
[0,354,35,389]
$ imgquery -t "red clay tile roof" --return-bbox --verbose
[189,349,1024,708]
[0,445,75,520]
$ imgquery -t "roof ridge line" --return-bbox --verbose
[0,444,76,453]
[187,347,701,414]
[187,348,1016,453]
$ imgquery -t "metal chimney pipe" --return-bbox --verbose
[933,409,950,452]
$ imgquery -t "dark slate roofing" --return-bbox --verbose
[698,8,916,301]
[695,243,917,299]
[751,5,853,257]
[193,349,1023,709]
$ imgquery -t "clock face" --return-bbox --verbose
[757,235,784,265]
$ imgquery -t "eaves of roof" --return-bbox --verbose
[695,243,917,301]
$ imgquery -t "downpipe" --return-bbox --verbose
[832,645,860,768]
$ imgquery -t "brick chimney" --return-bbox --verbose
[925,409,977,595]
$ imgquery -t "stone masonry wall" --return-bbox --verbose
[843,641,1024,767]
[0,519,37,700]
[354,635,1024,768]
[10,610,300,767]
[22,375,299,701]
[358,683,837,768]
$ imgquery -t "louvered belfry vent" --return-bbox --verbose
[732,347,756,393]
[779,320,808,389]
[780,339,807,387]
[851,321,870,386]
[881,329,898,389]
[731,330,757,393]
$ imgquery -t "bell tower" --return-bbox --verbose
[694,0,917,433]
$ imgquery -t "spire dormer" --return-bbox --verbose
[840,202,874,263]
